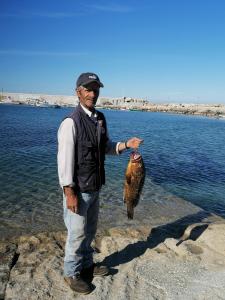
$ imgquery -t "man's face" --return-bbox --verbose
[76,82,100,111]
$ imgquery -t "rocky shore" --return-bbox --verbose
[1,209,225,300]
[1,92,225,118]
[133,103,225,118]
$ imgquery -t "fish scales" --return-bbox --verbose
[123,151,145,219]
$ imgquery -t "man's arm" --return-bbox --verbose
[117,137,143,152]
[106,137,143,155]
[57,118,79,213]
[105,124,143,155]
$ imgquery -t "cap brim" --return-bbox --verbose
[82,80,104,88]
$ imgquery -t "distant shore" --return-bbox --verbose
[101,103,225,119]
[1,92,225,119]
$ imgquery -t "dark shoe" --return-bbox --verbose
[64,274,92,294]
[82,263,109,278]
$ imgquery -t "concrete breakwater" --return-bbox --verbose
[1,92,225,118]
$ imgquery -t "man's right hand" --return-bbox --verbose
[64,186,79,213]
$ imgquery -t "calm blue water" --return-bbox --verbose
[0,104,225,238]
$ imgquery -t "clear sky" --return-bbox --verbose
[1,0,225,103]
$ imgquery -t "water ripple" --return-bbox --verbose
[0,105,225,238]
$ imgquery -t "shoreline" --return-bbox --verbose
[0,178,210,242]
[1,210,225,299]
[1,168,225,299]
[1,101,225,120]
[1,92,225,119]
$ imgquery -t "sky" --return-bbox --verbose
[1,0,225,104]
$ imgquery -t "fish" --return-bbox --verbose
[123,151,145,219]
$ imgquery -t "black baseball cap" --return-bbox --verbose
[76,72,104,88]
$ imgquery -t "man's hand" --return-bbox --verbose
[126,137,143,149]
[64,186,79,213]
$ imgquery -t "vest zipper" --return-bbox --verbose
[96,128,101,188]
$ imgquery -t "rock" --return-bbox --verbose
[0,243,18,300]
[1,220,225,299]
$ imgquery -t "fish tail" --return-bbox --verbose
[127,203,134,220]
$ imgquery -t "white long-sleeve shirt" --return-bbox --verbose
[57,105,121,188]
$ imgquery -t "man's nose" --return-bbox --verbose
[89,90,98,97]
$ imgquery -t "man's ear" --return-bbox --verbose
[76,87,80,97]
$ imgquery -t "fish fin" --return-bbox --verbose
[127,203,134,220]
[126,173,131,185]
[133,197,140,208]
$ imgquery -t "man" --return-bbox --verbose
[57,72,143,294]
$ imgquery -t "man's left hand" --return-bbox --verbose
[126,137,143,149]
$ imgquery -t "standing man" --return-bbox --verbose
[57,72,143,294]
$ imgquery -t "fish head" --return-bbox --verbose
[130,151,142,163]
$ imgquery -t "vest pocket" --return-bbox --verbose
[81,141,95,161]
[77,172,97,191]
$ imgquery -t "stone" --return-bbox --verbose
[1,221,225,299]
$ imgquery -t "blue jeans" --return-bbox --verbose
[63,191,100,277]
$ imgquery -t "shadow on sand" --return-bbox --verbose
[102,210,212,269]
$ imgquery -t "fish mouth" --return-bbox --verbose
[130,151,142,162]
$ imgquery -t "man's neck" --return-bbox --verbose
[80,103,96,117]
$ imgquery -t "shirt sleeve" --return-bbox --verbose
[57,118,76,188]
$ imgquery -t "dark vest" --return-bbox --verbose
[68,104,108,192]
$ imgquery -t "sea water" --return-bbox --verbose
[0,104,225,238]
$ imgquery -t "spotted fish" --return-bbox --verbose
[123,151,145,219]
